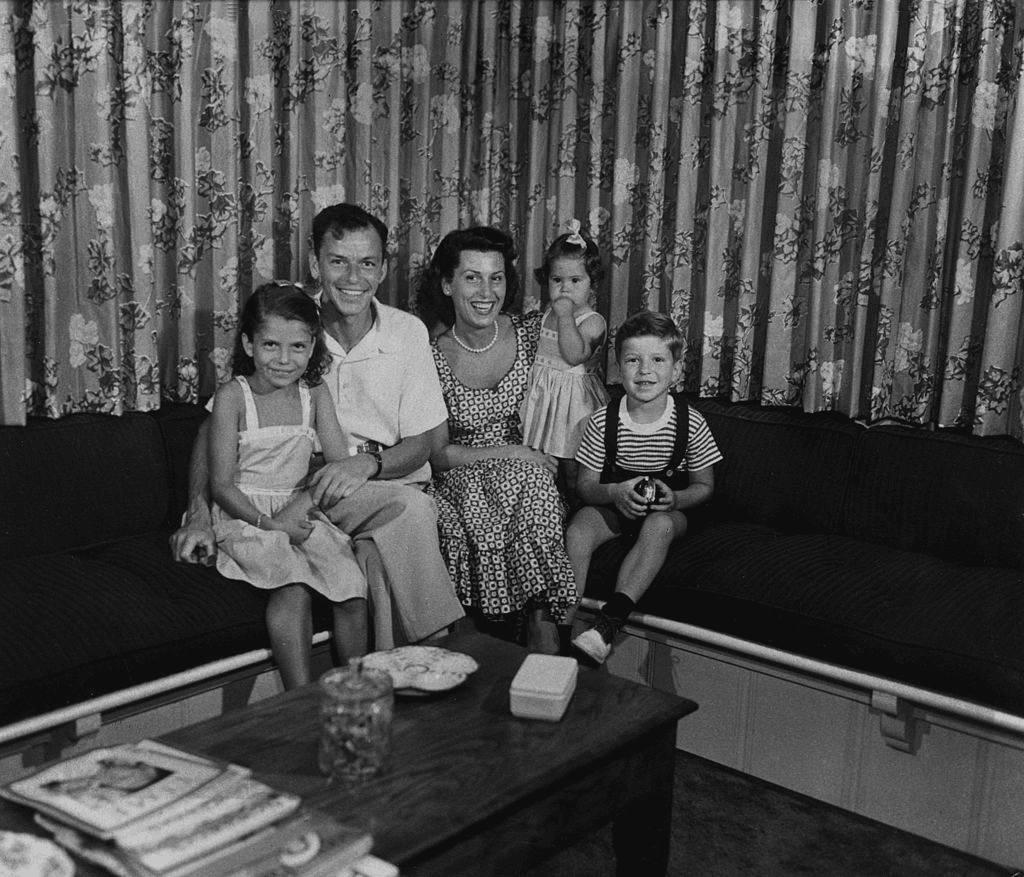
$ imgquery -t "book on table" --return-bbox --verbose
[0,740,375,877]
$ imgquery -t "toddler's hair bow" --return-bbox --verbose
[565,219,585,246]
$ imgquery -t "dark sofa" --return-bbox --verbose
[0,403,333,728]
[584,395,1024,720]
[4,395,1023,737]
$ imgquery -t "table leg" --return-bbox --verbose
[611,725,677,876]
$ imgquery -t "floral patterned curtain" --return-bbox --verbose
[1,0,1023,438]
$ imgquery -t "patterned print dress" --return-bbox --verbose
[428,312,577,623]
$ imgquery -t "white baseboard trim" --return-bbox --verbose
[579,603,1024,869]
[0,632,332,747]
[580,597,1024,736]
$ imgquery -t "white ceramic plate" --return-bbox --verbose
[0,832,75,877]
[362,646,479,694]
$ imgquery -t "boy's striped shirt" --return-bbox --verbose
[575,396,722,474]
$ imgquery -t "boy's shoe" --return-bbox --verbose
[571,611,623,666]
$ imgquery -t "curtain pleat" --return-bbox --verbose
[976,27,1024,436]
[1,0,1022,442]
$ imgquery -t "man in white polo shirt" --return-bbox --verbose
[171,203,464,651]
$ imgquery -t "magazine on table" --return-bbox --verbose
[0,740,378,877]
[0,741,233,839]
[36,806,375,877]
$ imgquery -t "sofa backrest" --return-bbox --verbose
[691,398,862,535]
[842,425,1024,571]
[148,402,210,529]
[0,412,171,560]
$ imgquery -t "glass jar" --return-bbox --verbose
[317,661,394,783]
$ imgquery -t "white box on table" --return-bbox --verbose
[509,654,578,722]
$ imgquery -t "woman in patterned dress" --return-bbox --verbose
[422,227,577,654]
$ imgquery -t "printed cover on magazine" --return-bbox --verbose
[1,742,226,838]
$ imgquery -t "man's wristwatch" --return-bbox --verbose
[367,451,383,479]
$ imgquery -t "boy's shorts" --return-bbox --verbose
[589,505,650,544]
[592,504,706,544]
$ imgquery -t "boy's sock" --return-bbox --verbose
[602,593,636,624]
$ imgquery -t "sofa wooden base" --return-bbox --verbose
[0,640,335,786]
[586,609,1024,870]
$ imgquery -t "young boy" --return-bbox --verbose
[566,311,723,665]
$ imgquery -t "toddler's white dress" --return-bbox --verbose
[520,307,609,458]
[213,377,364,602]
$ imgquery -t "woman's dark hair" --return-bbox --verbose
[420,227,520,329]
[534,230,605,288]
[614,310,683,362]
[233,282,331,386]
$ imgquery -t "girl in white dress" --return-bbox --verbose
[521,220,609,506]
[209,283,366,689]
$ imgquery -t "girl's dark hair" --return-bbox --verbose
[233,282,331,386]
[534,229,605,288]
[614,311,683,362]
[420,227,520,330]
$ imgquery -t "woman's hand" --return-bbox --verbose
[439,440,558,476]
[500,445,558,476]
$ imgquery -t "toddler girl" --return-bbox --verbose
[521,220,609,504]
[209,282,366,690]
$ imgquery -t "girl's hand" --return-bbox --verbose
[613,478,648,519]
[270,507,314,545]
[551,296,576,319]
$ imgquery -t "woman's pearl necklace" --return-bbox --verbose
[451,321,500,354]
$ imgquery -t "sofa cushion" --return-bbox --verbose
[585,529,1024,716]
[690,399,861,535]
[0,533,332,724]
[0,413,170,560]
[842,426,1024,570]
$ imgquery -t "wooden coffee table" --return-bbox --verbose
[2,631,696,876]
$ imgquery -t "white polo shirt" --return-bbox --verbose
[321,300,448,486]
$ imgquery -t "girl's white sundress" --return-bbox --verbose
[520,307,609,459]
[213,376,364,602]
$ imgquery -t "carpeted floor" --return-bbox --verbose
[529,750,1017,877]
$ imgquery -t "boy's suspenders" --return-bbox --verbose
[600,392,690,486]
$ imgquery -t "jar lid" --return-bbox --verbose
[319,661,393,698]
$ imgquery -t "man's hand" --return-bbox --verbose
[169,521,216,566]
[308,455,377,508]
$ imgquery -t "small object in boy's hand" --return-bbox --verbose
[193,545,213,566]
[635,477,657,506]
